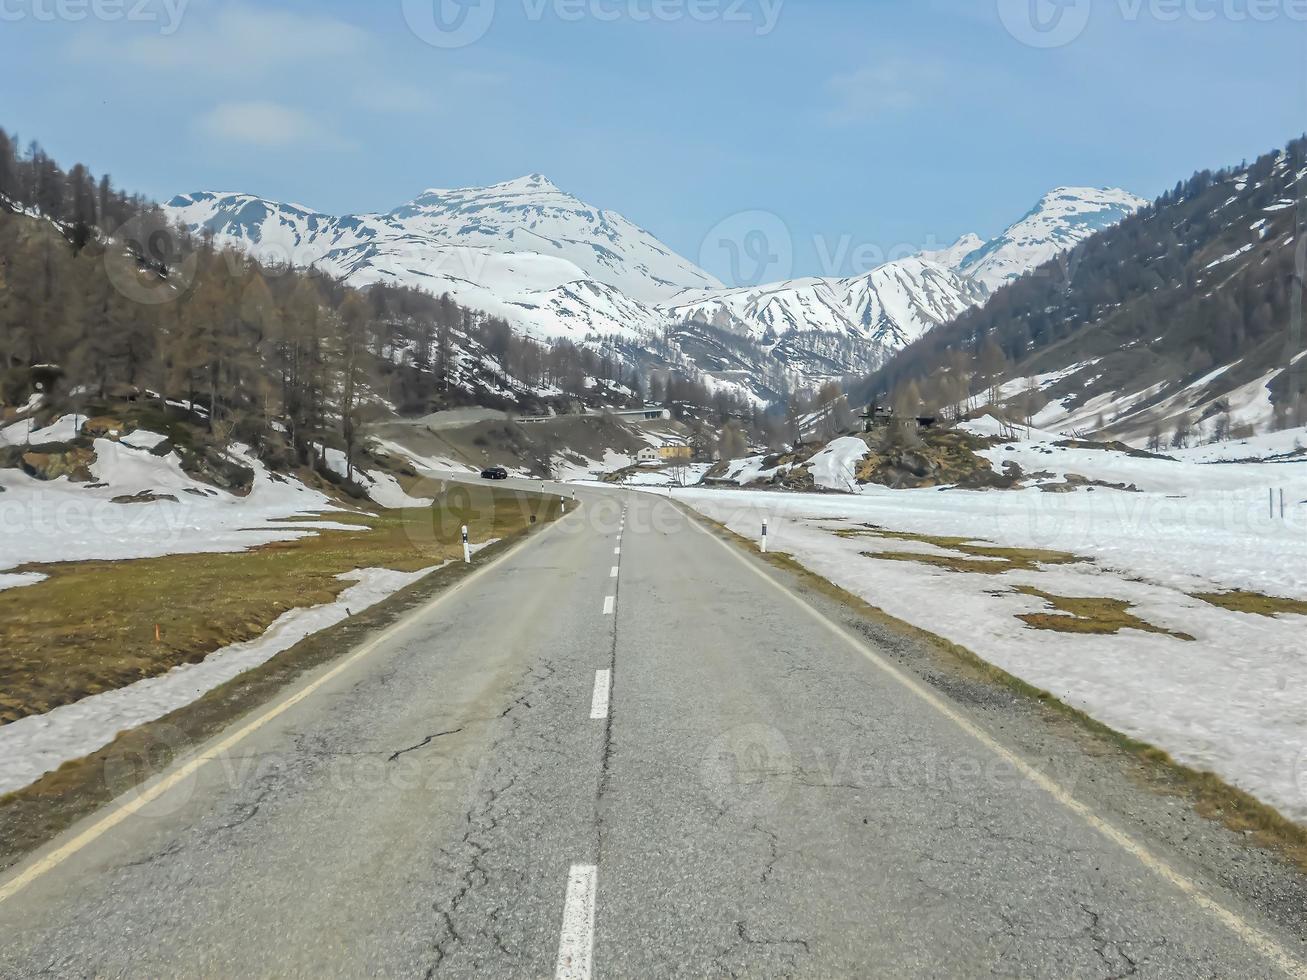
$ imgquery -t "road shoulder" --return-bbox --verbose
[0,520,557,876]
[672,499,1307,951]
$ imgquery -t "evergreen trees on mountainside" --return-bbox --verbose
[861,135,1307,437]
[0,130,757,471]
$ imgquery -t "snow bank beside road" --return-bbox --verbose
[619,463,711,487]
[0,564,450,796]
[720,455,791,486]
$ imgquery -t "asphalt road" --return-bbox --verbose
[2,481,1305,978]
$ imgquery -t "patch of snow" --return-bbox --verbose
[1171,426,1307,463]
[615,463,712,487]
[1204,243,1254,269]
[0,572,46,593]
[370,438,478,476]
[720,455,792,486]
[0,414,80,447]
[808,437,871,491]
[0,443,341,572]
[119,429,170,450]
[320,446,434,509]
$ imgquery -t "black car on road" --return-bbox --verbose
[480,467,509,480]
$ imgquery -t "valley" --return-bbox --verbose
[3,63,1307,978]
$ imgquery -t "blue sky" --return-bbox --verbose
[2,0,1303,281]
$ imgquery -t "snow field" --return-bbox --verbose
[671,429,1307,824]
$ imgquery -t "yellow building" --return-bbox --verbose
[659,444,692,460]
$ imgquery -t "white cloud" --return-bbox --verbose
[195,101,345,150]
[110,3,369,78]
[823,59,946,125]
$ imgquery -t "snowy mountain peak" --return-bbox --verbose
[666,254,986,357]
[411,173,571,207]
[919,232,986,271]
[166,177,722,318]
[959,185,1147,292]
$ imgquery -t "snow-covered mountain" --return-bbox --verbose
[919,233,985,270]
[167,178,1143,396]
[166,175,719,344]
[657,187,1140,360]
[949,187,1147,292]
[840,257,990,348]
[665,256,988,354]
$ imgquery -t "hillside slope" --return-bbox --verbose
[865,136,1307,445]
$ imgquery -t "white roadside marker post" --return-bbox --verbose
[560,494,567,513]
[761,518,768,554]
[461,525,471,564]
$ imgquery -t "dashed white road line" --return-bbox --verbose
[555,863,597,980]
[603,596,615,616]
[589,670,611,720]
[614,547,621,556]
[610,567,619,578]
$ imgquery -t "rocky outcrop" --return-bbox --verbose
[1036,472,1141,493]
[856,429,1020,490]
[178,446,254,495]
[20,447,96,482]
[81,417,128,439]
[110,490,180,504]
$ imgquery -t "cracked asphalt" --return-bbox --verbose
[1,483,1304,977]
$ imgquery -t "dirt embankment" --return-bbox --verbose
[372,414,680,477]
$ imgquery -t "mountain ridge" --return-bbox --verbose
[166,178,1145,396]
[862,137,1307,445]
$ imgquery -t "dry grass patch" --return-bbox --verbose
[0,487,554,724]
[1191,591,1307,618]
[862,551,1016,575]
[1015,586,1194,641]
[836,525,1088,575]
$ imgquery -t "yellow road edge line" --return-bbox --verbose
[0,513,571,906]
[676,501,1307,980]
